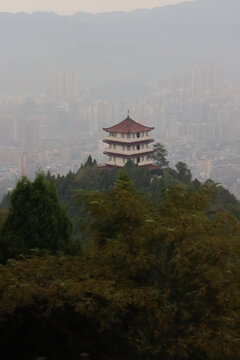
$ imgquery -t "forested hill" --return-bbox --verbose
[53,157,240,236]
[0,159,240,359]
[1,157,240,236]
[1,157,240,235]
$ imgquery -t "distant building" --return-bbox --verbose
[0,117,16,146]
[18,119,41,151]
[103,114,155,168]
[196,158,212,179]
[54,72,79,101]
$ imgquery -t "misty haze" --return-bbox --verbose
[1,1,240,359]
[0,0,240,198]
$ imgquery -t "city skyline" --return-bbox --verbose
[0,0,193,15]
[1,0,240,200]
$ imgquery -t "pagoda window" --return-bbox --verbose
[127,145,131,151]
[137,144,140,150]
[121,133,125,138]
[127,133,131,139]
[141,144,144,149]
[137,157,140,163]
[137,132,140,138]
[132,133,135,138]
[113,144,116,149]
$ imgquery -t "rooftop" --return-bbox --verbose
[103,116,154,134]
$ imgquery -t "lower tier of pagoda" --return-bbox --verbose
[104,149,153,158]
[104,151,153,167]
[100,163,160,170]
[105,160,153,167]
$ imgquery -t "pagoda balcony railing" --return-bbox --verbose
[105,135,153,143]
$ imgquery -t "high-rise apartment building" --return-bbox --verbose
[0,117,16,146]
[54,72,79,100]
[18,119,41,151]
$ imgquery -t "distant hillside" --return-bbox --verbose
[0,0,239,95]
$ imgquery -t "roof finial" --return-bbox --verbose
[127,109,130,117]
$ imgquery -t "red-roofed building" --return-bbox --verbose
[103,115,155,168]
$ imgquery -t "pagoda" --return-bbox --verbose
[103,114,155,168]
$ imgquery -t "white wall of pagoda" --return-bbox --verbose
[106,143,153,154]
[107,131,151,141]
[106,155,153,167]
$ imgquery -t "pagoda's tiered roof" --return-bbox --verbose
[103,116,154,134]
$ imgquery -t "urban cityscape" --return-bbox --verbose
[1,67,240,199]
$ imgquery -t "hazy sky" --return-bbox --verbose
[0,0,193,15]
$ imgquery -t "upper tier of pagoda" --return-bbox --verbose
[103,116,154,134]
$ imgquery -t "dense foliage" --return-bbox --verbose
[53,158,240,236]
[0,169,240,359]
[0,173,73,263]
[152,142,169,167]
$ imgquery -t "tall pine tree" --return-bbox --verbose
[0,173,72,263]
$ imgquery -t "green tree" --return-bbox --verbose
[176,161,192,184]
[82,155,97,167]
[153,142,169,167]
[0,173,73,263]
[153,187,240,359]
[124,159,151,190]
[0,209,6,230]
[0,177,240,359]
